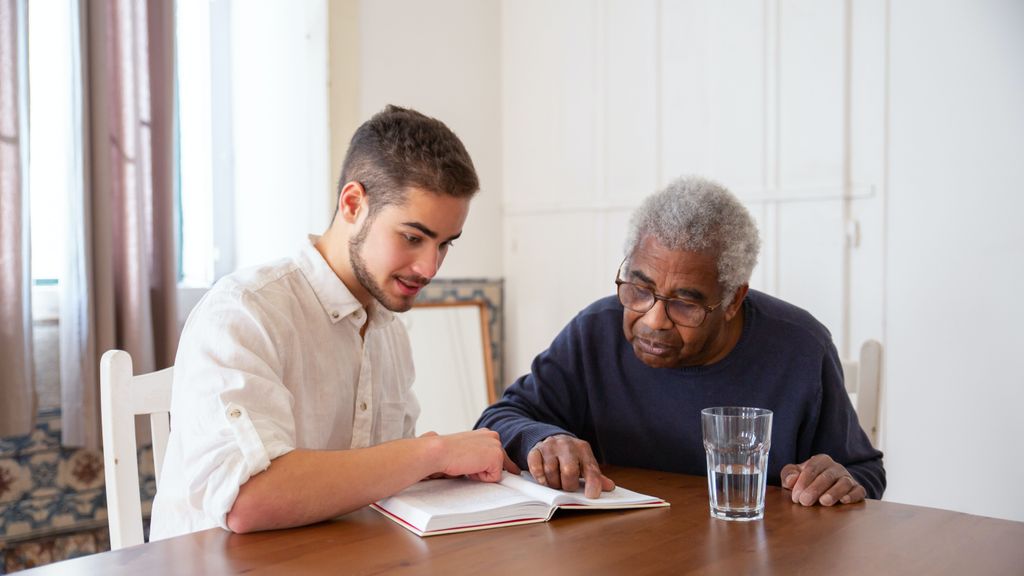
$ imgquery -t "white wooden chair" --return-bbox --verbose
[841,340,883,447]
[100,349,173,550]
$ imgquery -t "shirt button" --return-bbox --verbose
[228,408,241,419]
[331,311,340,319]
[359,402,367,411]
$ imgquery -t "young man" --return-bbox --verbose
[477,176,884,506]
[150,105,515,540]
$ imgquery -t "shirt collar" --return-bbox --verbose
[296,235,395,327]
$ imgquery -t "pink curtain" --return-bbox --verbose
[0,0,36,437]
[60,0,177,448]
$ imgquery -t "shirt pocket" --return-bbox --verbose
[378,401,407,441]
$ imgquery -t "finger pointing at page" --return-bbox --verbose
[529,435,615,498]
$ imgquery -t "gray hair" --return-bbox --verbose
[623,176,760,306]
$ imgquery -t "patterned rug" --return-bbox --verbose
[0,409,155,573]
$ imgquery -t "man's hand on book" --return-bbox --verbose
[424,429,520,483]
[528,434,616,498]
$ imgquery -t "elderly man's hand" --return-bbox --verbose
[528,434,616,499]
[781,454,866,506]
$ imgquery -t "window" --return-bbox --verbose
[176,0,225,287]
[175,0,330,296]
[28,0,74,288]
[26,0,76,409]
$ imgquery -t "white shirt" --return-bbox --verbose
[149,236,418,540]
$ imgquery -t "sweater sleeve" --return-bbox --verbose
[812,342,887,499]
[475,317,591,468]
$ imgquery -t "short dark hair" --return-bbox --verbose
[337,105,479,216]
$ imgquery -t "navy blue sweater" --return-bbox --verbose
[477,290,885,499]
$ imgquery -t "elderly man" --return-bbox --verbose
[477,176,884,507]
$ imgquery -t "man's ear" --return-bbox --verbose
[723,284,749,322]
[337,181,367,224]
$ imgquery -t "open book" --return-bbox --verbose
[371,471,669,537]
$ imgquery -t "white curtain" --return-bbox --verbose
[0,0,36,438]
[60,0,177,448]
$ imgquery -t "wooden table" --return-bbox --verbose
[22,467,1024,575]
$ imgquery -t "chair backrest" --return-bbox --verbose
[100,349,173,550]
[841,339,883,447]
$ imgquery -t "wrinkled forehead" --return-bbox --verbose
[621,238,722,298]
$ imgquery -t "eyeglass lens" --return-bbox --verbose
[617,283,707,328]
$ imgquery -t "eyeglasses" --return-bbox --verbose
[614,260,723,328]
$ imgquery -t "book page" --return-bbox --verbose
[374,475,555,534]
[501,472,667,508]
[392,476,536,516]
[375,472,668,536]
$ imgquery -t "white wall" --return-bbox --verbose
[501,0,885,389]
[884,0,1024,520]
[231,0,331,269]
[358,0,503,279]
[497,0,1024,521]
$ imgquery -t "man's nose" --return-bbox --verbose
[412,248,442,279]
[641,299,674,331]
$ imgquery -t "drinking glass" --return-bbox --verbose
[701,406,773,521]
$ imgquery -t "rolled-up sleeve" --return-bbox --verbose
[150,239,417,541]
[170,289,298,531]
